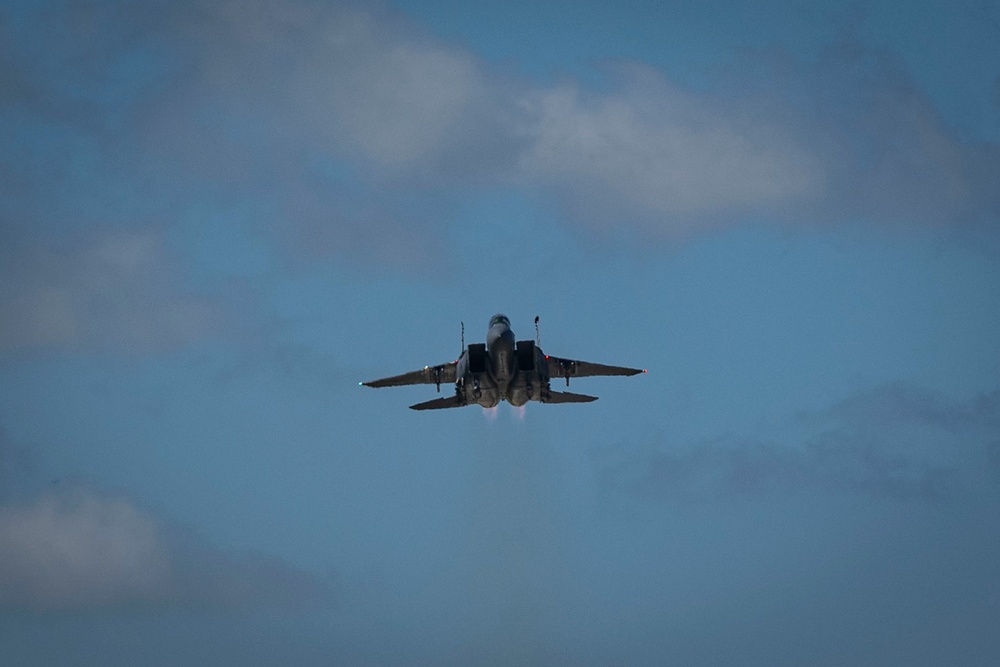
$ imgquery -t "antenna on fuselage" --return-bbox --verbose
[534,315,540,347]
[460,321,465,353]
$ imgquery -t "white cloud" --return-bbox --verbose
[0,229,223,354]
[516,68,825,232]
[0,491,169,609]
[314,15,490,168]
[0,486,330,611]
[154,1,507,174]
[157,2,1000,234]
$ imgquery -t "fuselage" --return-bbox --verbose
[486,315,515,384]
[455,313,545,408]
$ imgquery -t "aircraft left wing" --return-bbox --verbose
[546,356,645,384]
[361,362,457,389]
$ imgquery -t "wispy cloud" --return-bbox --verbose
[0,484,332,612]
[599,384,1000,503]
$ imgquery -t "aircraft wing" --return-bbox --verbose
[362,361,457,389]
[546,356,645,382]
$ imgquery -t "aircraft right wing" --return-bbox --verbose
[546,356,645,384]
[362,361,457,389]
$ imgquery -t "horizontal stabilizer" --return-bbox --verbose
[410,396,467,411]
[541,390,599,404]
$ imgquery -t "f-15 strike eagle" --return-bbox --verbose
[361,314,646,410]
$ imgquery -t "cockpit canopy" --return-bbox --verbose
[489,313,511,328]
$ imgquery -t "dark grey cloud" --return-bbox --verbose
[604,434,961,503]
[600,384,1000,503]
[0,422,32,499]
[814,382,1000,433]
[0,484,332,612]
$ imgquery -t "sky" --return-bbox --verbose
[1,0,999,664]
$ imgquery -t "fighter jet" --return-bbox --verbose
[361,314,645,410]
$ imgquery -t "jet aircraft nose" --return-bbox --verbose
[487,322,514,352]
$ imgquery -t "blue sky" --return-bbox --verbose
[1,1,999,664]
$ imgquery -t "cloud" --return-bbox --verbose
[599,384,1000,503]
[0,485,332,611]
[815,382,1000,434]
[2,1,997,359]
[0,228,224,355]
[0,423,33,499]
[514,65,825,234]
[797,43,1000,228]
[2,0,997,270]
[166,3,1000,235]
[607,436,961,503]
